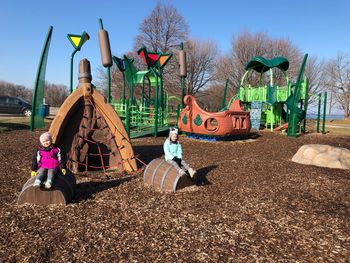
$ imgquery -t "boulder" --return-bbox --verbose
[292,144,350,169]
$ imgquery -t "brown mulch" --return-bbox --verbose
[0,129,349,262]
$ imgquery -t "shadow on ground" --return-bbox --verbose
[0,122,29,131]
[194,164,217,186]
[133,144,164,165]
[74,176,135,203]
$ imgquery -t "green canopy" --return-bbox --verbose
[245,56,289,73]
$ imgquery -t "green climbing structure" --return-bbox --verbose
[111,46,175,138]
[227,55,309,135]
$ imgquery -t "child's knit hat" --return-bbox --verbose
[40,132,52,144]
[169,127,178,138]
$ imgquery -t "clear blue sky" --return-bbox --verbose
[0,0,349,89]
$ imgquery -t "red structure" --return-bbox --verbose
[178,95,251,136]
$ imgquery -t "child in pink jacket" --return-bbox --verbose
[31,132,66,189]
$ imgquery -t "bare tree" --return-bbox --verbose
[95,3,189,102]
[44,82,69,107]
[95,64,124,100]
[213,31,324,110]
[133,2,189,99]
[304,56,325,105]
[214,32,302,92]
[185,39,218,95]
[134,2,188,53]
[196,83,227,112]
[0,80,70,107]
[324,52,350,118]
[0,80,32,101]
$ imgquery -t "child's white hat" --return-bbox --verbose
[169,127,178,137]
[40,132,52,144]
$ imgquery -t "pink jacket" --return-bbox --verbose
[31,145,65,170]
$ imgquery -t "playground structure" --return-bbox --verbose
[110,46,175,138]
[316,91,327,134]
[17,171,76,205]
[30,26,53,131]
[20,59,139,205]
[224,55,309,137]
[30,21,178,139]
[49,59,138,176]
[143,158,194,192]
[178,95,251,137]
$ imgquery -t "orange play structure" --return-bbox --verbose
[49,59,137,176]
[178,95,251,136]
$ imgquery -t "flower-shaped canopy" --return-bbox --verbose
[245,56,289,73]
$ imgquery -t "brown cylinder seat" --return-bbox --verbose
[17,173,76,205]
[143,158,194,192]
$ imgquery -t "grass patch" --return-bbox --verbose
[324,118,350,136]
[0,116,53,132]
[0,117,30,132]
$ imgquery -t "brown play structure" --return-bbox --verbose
[18,59,138,205]
[143,158,194,192]
[17,172,76,205]
[49,59,137,176]
[178,95,251,136]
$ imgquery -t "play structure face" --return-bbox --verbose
[178,95,251,136]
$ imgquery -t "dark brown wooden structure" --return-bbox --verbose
[143,158,194,192]
[17,173,76,205]
[49,59,137,177]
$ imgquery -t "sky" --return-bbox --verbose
[0,0,349,89]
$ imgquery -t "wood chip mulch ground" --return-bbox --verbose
[0,129,349,262]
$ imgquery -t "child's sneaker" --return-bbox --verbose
[188,168,197,178]
[44,181,52,189]
[178,169,187,177]
[33,179,41,187]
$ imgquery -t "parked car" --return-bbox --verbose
[0,96,32,116]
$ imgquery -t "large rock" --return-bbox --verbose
[292,144,350,169]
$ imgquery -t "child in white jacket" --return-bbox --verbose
[163,127,196,178]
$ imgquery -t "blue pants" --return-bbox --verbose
[36,168,57,183]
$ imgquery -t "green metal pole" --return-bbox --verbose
[287,54,308,138]
[122,73,126,104]
[302,78,309,133]
[154,75,159,137]
[141,81,145,110]
[269,68,274,131]
[181,77,185,108]
[176,104,180,128]
[322,92,327,134]
[317,93,321,133]
[126,101,130,138]
[159,67,164,125]
[180,42,185,109]
[221,79,228,109]
[271,105,273,131]
[70,49,78,93]
[30,26,53,131]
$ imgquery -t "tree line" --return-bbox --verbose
[0,81,68,107]
[96,2,349,117]
[1,2,349,118]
